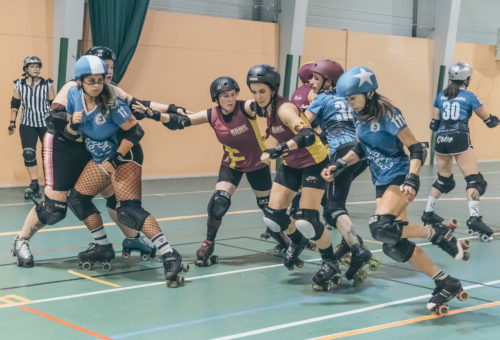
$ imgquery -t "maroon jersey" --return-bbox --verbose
[267,96,328,168]
[209,101,267,172]
[291,85,312,112]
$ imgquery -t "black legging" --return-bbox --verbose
[19,124,46,167]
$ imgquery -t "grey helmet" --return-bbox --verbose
[23,56,42,71]
[448,62,472,81]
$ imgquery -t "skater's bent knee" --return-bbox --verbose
[263,207,289,233]
[369,214,406,245]
[295,209,324,240]
[116,200,149,231]
[36,197,67,225]
[382,239,415,263]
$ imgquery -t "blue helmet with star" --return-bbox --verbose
[336,67,378,97]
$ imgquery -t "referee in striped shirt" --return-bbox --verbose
[8,56,55,198]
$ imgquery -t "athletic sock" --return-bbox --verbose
[425,196,438,212]
[152,233,173,255]
[432,270,448,282]
[468,200,480,217]
[91,226,109,245]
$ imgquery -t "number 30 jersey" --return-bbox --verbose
[434,89,482,134]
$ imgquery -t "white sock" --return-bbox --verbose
[468,201,480,217]
[91,226,109,245]
[425,196,438,212]
[151,233,173,255]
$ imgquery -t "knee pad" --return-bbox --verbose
[256,196,269,212]
[106,194,117,210]
[68,189,99,220]
[369,214,406,245]
[432,174,455,194]
[35,197,67,225]
[465,173,487,196]
[22,147,36,167]
[263,207,290,233]
[323,208,348,229]
[295,209,325,241]
[116,200,149,231]
[207,190,231,219]
[382,239,416,263]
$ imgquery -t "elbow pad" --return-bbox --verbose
[293,127,315,148]
[11,97,21,109]
[45,109,68,134]
[122,124,144,144]
[352,142,365,159]
[408,142,429,165]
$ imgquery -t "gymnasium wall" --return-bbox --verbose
[1,7,499,186]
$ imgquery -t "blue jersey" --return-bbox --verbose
[66,86,131,163]
[434,89,482,133]
[307,91,356,155]
[354,107,409,186]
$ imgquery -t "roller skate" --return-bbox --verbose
[312,259,342,291]
[78,243,115,271]
[122,233,156,261]
[421,211,444,225]
[24,181,42,200]
[466,216,493,242]
[345,246,373,286]
[12,235,34,268]
[162,249,189,288]
[195,240,218,267]
[430,223,470,261]
[263,229,290,254]
[427,276,469,315]
[283,235,309,270]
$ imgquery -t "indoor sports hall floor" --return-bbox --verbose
[1,162,499,340]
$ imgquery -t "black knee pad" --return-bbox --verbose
[369,214,406,245]
[22,147,37,167]
[382,239,416,263]
[256,196,269,212]
[323,208,348,228]
[207,190,231,219]
[106,195,117,210]
[295,209,325,241]
[465,173,487,196]
[432,174,455,194]
[67,189,99,220]
[116,200,149,231]
[36,196,67,225]
[263,206,290,233]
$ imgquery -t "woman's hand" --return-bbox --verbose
[400,173,419,202]
[321,165,336,182]
[72,110,83,124]
[260,152,271,165]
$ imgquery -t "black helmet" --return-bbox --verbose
[23,56,42,71]
[246,64,280,92]
[210,76,240,102]
[85,46,116,62]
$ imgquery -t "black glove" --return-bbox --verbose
[403,173,420,193]
[107,152,126,169]
[330,158,348,177]
[264,142,289,159]
[69,120,81,131]
[167,104,185,114]
[131,109,147,120]
[429,119,440,131]
[149,109,162,121]
[484,114,499,128]
[163,113,191,130]
[8,120,15,132]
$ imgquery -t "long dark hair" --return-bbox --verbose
[443,80,467,99]
[264,95,279,139]
[356,92,395,123]
[79,79,117,117]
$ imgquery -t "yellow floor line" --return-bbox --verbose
[67,270,121,287]
[311,300,500,340]
[0,294,33,307]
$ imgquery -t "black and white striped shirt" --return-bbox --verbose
[14,77,53,127]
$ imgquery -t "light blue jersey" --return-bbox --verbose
[434,89,482,133]
[354,107,409,186]
[66,86,131,163]
[307,91,356,155]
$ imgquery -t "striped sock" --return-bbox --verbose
[151,233,173,255]
[432,270,448,281]
[91,226,109,245]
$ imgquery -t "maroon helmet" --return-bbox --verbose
[298,62,314,83]
[312,59,344,85]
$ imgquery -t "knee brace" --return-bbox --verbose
[106,194,117,210]
[465,173,487,196]
[116,200,149,231]
[68,189,99,220]
[263,207,290,233]
[35,197,67,225]
[295,209,325,241]
[323,208,348,229]
[256,196,269,212]
[382,239,416,263]
[207,190,231,219]
[22,147,36,167]
[432,174,455,194]
[369,214,407,245]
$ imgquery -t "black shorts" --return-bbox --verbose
[19,124,46,150]
[375,175,406,199]
[122,143,144,165]
[43,133,91,191]
[435,132,471,155]
[218,165,272,191]
[274,157,329,192]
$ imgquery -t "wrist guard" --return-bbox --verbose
[429,119,440,131]
[330,158,348,177]
[484,114,499,128]
[167,104,185,114]
[265,142,289,159]
[403,173,420,193]
[108,152,126,169]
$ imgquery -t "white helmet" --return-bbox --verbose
[448,62,472,81]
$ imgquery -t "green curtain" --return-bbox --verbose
[88,0,149,84]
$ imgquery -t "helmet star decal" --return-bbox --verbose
[353,68,374,87]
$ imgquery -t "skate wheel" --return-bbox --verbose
[195,259,204,267]
[273,245,283,253]
[438,305,449,315]
[295,260,304,269]
[166,279,177,288]
[480,234,490,242]
[467,229,474,236]
[210,255,219,264]
[458,290,470,301]
[448,219,458,230]
[182,263,190,272]
[176,275,185,286]
[102,262,112,271]
[322,282,332,291]
[462,251,470,261]
[140,253,150,261]
[341,255,351,266]
[369,258,380,271]
[353,270,367,286]
[82,262,92,270]
[334,275,342,286]
[307,241,317,251]
[122,251,130,259]
[260,232,270,240]
[326,225,333,230]
[206,258,212,266]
